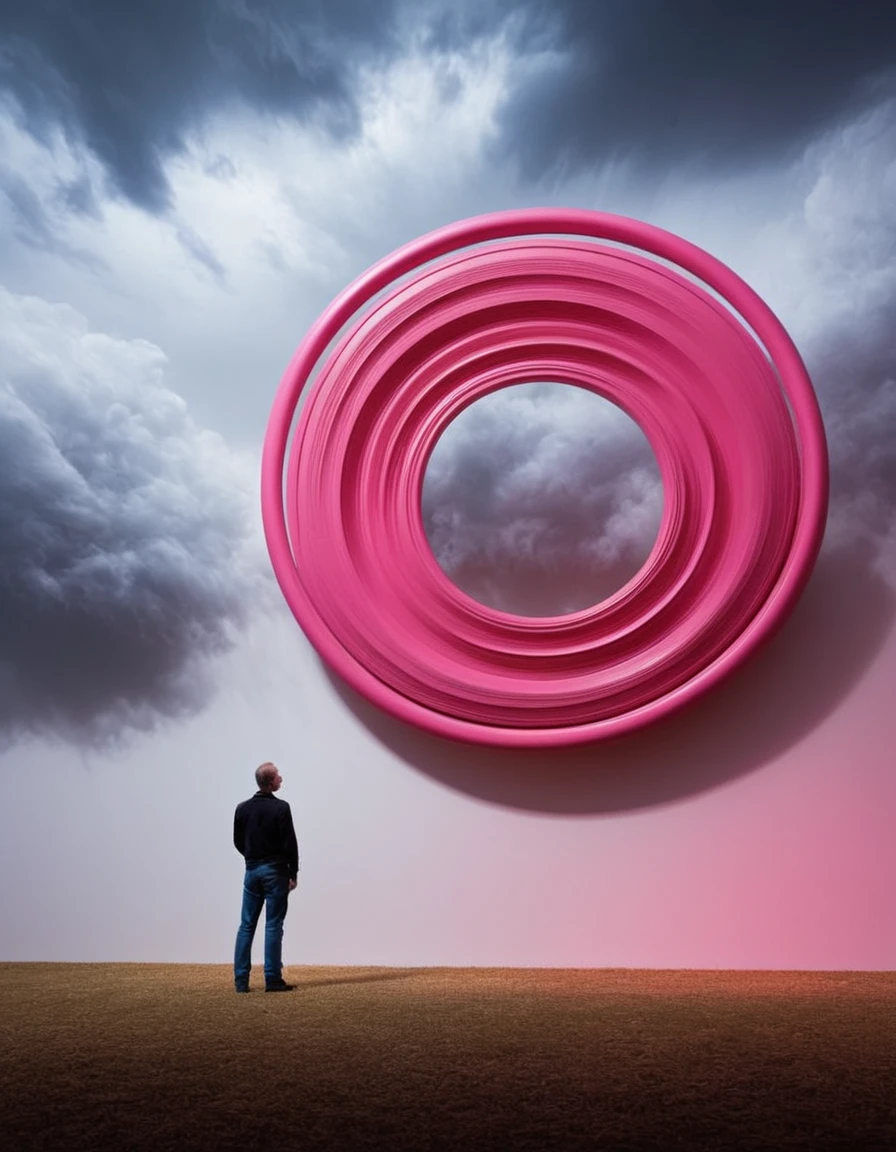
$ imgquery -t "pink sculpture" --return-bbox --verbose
[262,210,828,747]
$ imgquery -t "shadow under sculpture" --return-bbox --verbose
[326,541,895,815]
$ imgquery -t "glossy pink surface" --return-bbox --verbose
[262,209,828,746]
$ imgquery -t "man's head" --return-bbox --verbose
[255,762,282,792]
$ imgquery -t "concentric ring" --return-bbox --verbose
[262,209,828,747]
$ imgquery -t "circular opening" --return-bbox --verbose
[421,382,664,616]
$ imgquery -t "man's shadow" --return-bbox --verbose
[301,970,418,988]
[324,540,895,813]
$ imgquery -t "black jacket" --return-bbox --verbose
[233,792,299,880]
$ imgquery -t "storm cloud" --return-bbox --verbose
[3,1,894,218]
[781,101,896,551]
[0,0,408,212]
[495,0,896,181]
[0,288,266,745]
[810,298,896,549]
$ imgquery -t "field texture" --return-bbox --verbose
[2,965,895,1151]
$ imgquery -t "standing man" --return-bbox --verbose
[233,761,299,993]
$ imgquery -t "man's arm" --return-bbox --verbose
[281,804,299,884]
[233,806,245,857]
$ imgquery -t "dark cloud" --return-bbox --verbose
[0,288,266,747]
[0,0,407,213]
[776,97,896,554]
[495,0,896,180]
[809,296,896,544]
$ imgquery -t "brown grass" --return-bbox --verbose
[2,965,895,1151]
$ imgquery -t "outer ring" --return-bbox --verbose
[262,209,829,747]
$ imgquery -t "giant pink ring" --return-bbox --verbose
[261,209,828,748]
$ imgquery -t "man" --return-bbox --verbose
[233,761,299,993]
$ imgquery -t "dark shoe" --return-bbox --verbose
[235,985,250,993]
[264,981,296,993]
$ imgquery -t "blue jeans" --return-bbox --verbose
[234,862,290,987]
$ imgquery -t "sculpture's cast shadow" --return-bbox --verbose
[325,540,895,814]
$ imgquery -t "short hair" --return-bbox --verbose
[255,762,278,789]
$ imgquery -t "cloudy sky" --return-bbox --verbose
[1,2,895,969]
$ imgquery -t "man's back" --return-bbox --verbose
[234,792,299,877]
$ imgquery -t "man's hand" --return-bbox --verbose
[288,878,298,891]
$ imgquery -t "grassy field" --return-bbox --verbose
[2,964,895,1151]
